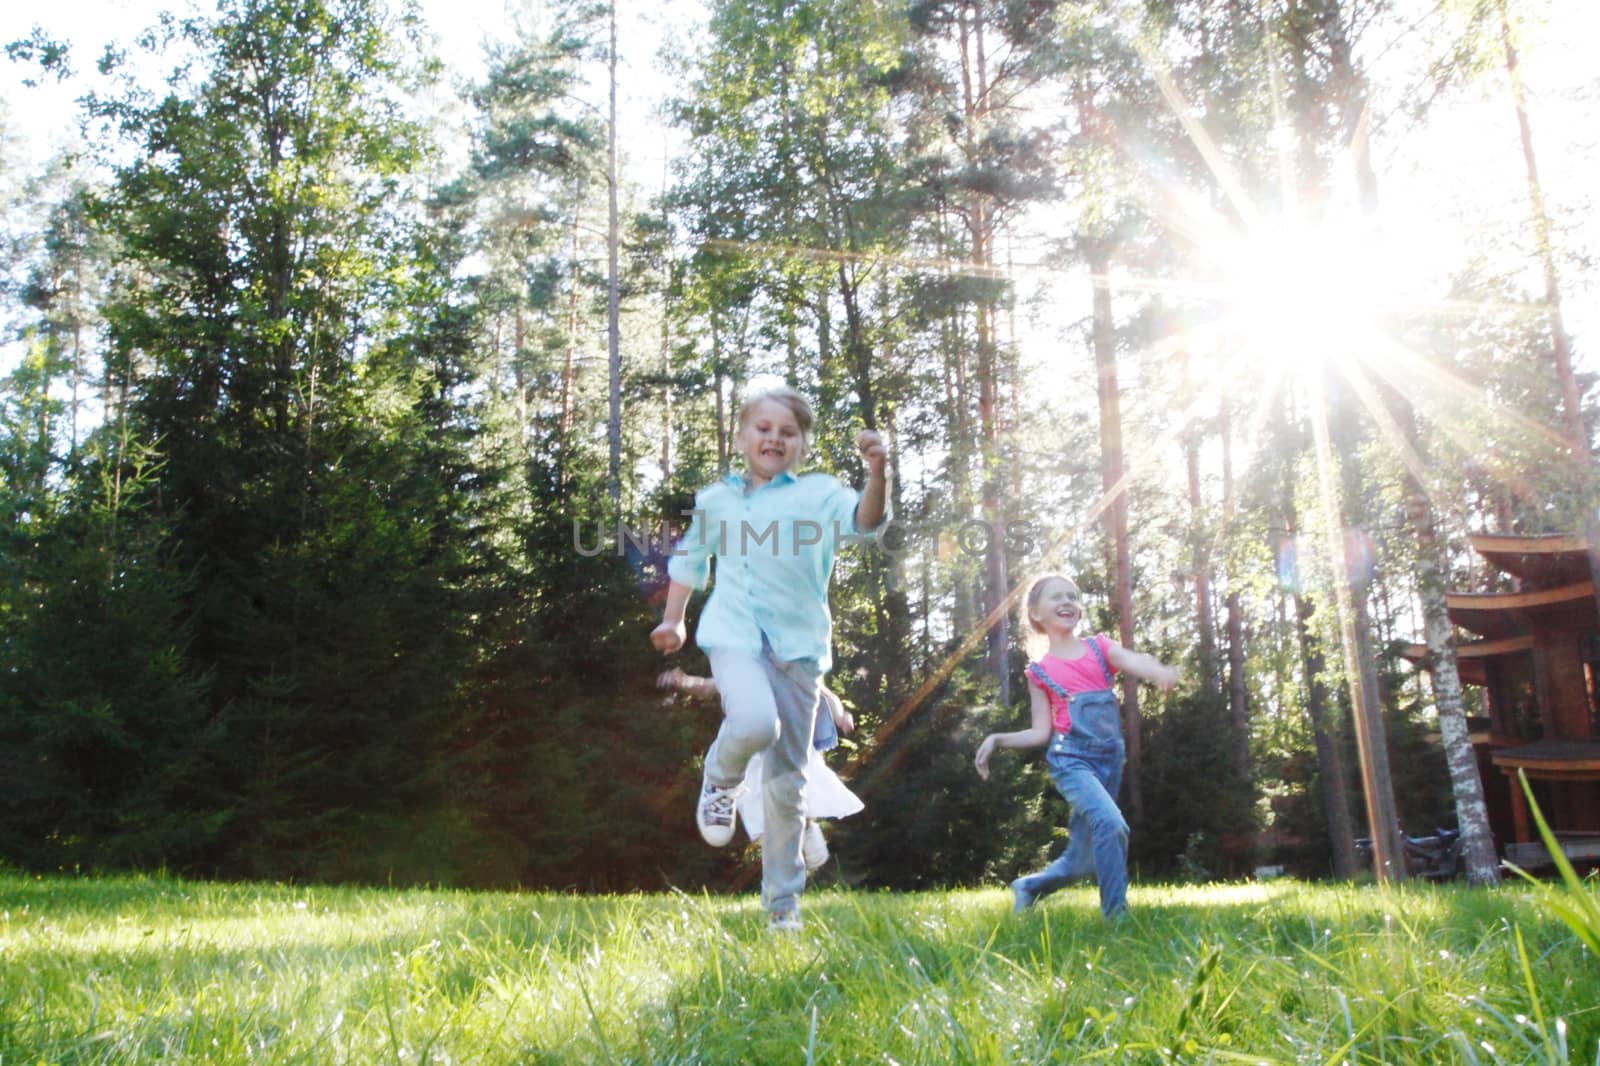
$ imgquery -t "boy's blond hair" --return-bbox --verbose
[738,385,814,434]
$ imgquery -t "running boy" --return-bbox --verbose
[652,385,888,931]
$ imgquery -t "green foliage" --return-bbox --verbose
[2,0,486,883]
[1384,685,1459,837]
[1135,687,1258,880]
[442,467,728,892]
[3,27,73,84]
[0,417,212,870]
[839,668,1058,890]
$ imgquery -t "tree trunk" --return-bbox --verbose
[560,206,580,484]
[68,245,85,462]
[713,317,727,469]
[837,265,877,432]
[880,408,915,698]
[1413,508,1500,884]
[1496,0,1599,609]
[1087,239,1141,821]
[660,288,672,485]
[1296,592,1358,878]
[1310,376,1404,881]
[1497,0,1583,456]
[1383,392,1500,882]
[942,312,976,641]
[605,0,621,503]
[512,312,528,451]
[1352,593,1402,843]
[958,0,1009,700]
[1186,429,1218,692]
[1222,401,1249,779]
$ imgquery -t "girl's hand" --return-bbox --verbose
[834,704,855,736]
[974,735,998,780]
[1151,665,1180,692]
[659,668,716,699]
[651,619,686,654]
[856,429,887,477]
[821,689,854,735]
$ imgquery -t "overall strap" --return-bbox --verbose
[1083,634,1116,688]
[1025,662,1074,708]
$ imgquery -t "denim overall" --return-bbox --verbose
[1016,638,1130,918]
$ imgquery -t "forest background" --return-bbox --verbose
[0,0,1594,893]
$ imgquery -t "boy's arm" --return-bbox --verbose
[656,493,712,655]
[651,580,693,654]
[974,684,1053,779]
[1105,640,1180,691]
[853,430,889,531]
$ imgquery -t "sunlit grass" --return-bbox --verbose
[2,872,1595,1063]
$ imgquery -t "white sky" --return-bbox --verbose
[0,0,696,181]
[1370,0,1599,375]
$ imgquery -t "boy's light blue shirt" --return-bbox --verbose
[668,469,886,672]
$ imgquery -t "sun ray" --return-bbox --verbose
[1125,29,1263,232]
[1307,368,1403,876]
[1349,337,1572,509]
[1202,358,1293,567]
[1359,339,1572,455]
[1337,354,1443,507]
[701,235,1244,307]
[1336,348,1550,532]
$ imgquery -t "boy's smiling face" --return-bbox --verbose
[737,398,805,484]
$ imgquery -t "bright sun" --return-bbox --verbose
[1211,215,1400,375]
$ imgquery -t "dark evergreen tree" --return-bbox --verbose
[64,0,488,880]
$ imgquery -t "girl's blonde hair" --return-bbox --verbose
[1020,573,1081,658]
[737,384,814,461]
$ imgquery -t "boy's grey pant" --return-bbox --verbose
[706,646,821,917]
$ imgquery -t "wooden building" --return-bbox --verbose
[1404,534,1600,867]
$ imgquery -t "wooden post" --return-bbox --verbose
[1504,769,1530,844]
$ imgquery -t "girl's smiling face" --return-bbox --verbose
[737,398,805,484]
[1030,577,1083,636]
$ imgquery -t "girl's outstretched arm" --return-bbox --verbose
[1105,640,1181,691]
[974,684,1052,780]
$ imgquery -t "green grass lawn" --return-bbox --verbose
[2,872,1595,1064]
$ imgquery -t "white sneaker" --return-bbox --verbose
[768,909,803,933]
[801,819,829,871]
[695,775,742,847]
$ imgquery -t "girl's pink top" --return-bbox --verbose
[1028,635,1116,732]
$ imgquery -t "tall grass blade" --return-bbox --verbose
[1505,769,1600,957]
